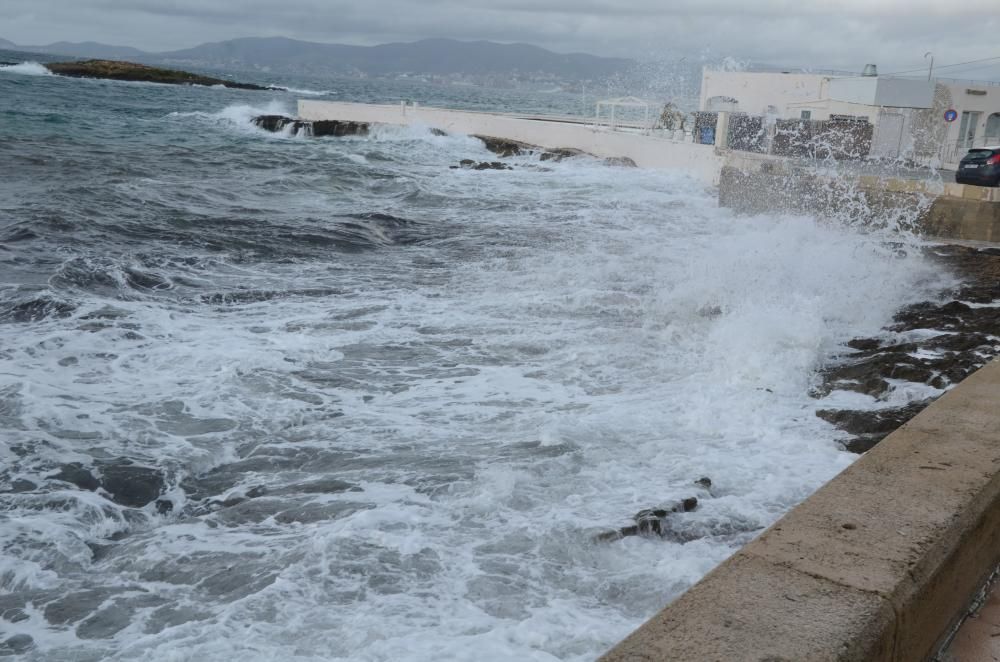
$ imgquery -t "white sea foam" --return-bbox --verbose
[166,100,306,138]
[0,119,952,661]
[0,61,52,76]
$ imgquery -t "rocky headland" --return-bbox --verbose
[43,59,272,90]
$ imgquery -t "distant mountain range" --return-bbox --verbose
[0,36,633,80]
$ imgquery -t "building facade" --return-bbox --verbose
[699,68,1000,168]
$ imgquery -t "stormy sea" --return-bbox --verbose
[0,61,962,660]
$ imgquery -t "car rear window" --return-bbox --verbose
[966,149,994,157]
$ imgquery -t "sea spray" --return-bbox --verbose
[0,61,53,76]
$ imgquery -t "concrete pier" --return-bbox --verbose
[297,100,725,184]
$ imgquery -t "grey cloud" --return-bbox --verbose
[4,0,999,78]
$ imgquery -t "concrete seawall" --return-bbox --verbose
[297,100,725,184]
[717,157,1000,242]
[601,357,1000,661]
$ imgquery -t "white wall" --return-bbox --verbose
[941,83,1000,144]
[699,70,828,117]
[935,82,1000,165]
[299,100,726,184]
[827,78,934,108]
[786,98,879,121]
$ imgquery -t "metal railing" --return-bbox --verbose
[940,135,1000,166]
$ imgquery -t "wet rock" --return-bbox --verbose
[475,161,512,171]
[451,160,512,171]
[595,497,698,543]
[539,148,584,162]
[474,136,532,158]
[603,156,638,167]
[311,120,370,137]
[251,117,369,137]
[429,128,448,137]
[252,115,310,134]
[97,460,166,508]
[846,338,881,351]
[817,400,934,453]
[154,499,173,515]
[49,463,100,491]
[695,477,712,489]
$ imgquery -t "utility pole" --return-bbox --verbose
[925,52,934,81]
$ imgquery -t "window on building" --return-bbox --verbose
[958,111,983,148]
[800,110,812,120]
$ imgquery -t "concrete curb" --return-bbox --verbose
[601,358,1000,662]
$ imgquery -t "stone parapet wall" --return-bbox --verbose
[602,358,1000,661]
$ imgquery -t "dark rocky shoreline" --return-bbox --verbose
[815,243,1000,453]
[44,59,272,90]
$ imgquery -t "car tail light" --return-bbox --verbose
[988,154,1000,166]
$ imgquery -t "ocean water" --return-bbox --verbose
[0,63,949,661]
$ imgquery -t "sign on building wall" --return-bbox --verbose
[944,109,958,123]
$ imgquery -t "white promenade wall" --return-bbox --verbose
[699,70,829,117]
[298,100,725,185]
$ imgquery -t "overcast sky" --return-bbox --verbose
[5,0,1000,78]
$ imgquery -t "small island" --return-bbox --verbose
[43,59,272,90]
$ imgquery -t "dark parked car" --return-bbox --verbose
[956,146,1000,187]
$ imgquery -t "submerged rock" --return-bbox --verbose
[44,60,270,90]
[252,115,310,134]
[595,497,698,543]
[251,116,370,138]
[47,460,167,508]
[96,460,167,508]
[450,159,512,171]
[311,120,369,137]
[49,463,100,491]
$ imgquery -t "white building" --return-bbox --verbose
[699,68,1000,168]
